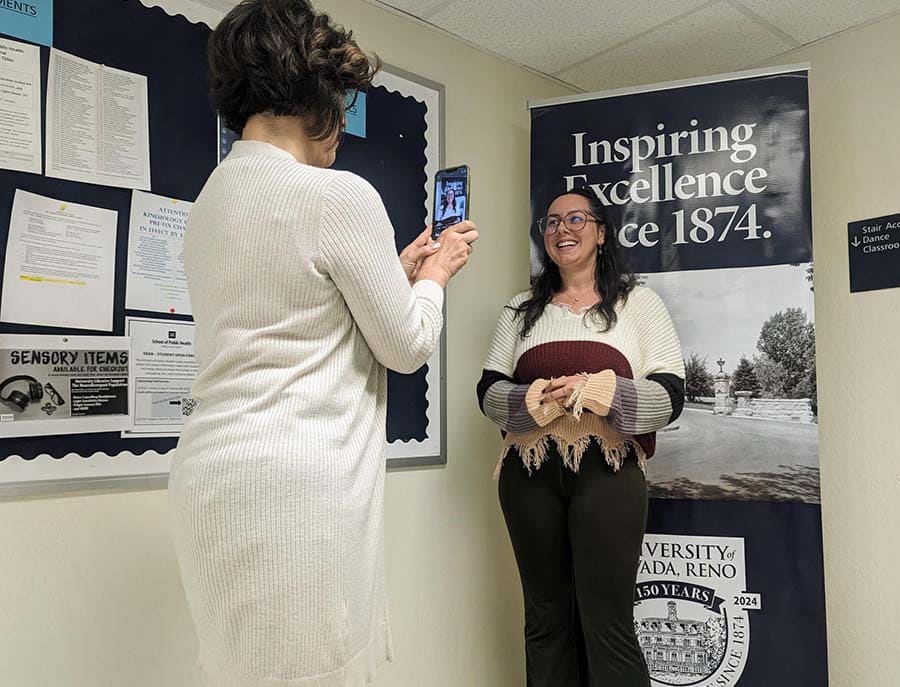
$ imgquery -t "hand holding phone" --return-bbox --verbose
[418,220,479,287]
[399,226,440,284]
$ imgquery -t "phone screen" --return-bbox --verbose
[432,166,469,239]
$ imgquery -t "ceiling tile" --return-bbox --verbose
[426,0,709,76]
[735,0,900,44]
[559,2,794,92]
[380,0,457,17]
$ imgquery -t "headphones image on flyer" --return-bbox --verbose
[0,375,45,412]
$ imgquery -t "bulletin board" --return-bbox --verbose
[0,0,445,492]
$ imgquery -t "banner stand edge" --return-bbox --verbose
[527,63,811,110]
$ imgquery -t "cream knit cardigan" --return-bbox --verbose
[169,140,443,687]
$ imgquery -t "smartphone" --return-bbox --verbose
[431,165,470,240]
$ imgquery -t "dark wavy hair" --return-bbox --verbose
[208,0,381,140]
[513,188,636,338]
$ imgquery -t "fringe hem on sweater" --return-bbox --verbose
[493,414,647,479]
[199,621,392,687]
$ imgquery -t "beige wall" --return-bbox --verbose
[761,14,900,687]
[0,1,568,686]
[2,3,898,686]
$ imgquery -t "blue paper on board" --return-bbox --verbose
[0,0,53,47]
[344,91,366,139]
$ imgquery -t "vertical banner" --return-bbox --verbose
[530,67,826,686]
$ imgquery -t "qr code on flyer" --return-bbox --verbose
[181,398,198,417]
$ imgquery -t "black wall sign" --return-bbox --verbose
[848,212,900,293]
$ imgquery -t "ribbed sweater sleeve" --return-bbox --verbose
[318,172,444,374]
[578,289,686,434]
[477,295,562,432]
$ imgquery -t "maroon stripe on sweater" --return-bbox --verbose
[513,341,634,384]
[514,340,658,459]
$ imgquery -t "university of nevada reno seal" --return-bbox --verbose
[634,535,761,686]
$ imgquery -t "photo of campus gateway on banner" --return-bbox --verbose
[530,67,827,687]
[642,262,817,503]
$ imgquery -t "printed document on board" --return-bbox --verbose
[0,334,132,438]
[45,48,151,190]
[0,37,42,175]
[126,191,193,316]
[123,317,197,438]
[1,190,118,331]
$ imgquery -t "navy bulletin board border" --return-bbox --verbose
[0,0,444,483]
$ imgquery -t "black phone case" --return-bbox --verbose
[432,165,470,239]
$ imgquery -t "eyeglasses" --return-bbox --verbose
[537,210,598,236]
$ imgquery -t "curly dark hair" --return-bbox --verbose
[513,188,636,338]
[208,0,381,139]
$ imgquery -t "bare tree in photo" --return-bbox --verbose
[788,261,814,292]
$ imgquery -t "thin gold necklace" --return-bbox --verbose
[559,287,595,305]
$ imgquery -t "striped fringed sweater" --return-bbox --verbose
[477,286,685,477]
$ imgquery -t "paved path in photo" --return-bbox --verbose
[647,408,820,502]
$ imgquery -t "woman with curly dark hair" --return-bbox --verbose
[476,188,684,686]
[169,2,477,685]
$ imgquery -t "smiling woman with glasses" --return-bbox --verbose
[477,188,685,686]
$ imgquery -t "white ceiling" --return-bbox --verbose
[374,0,900,91]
